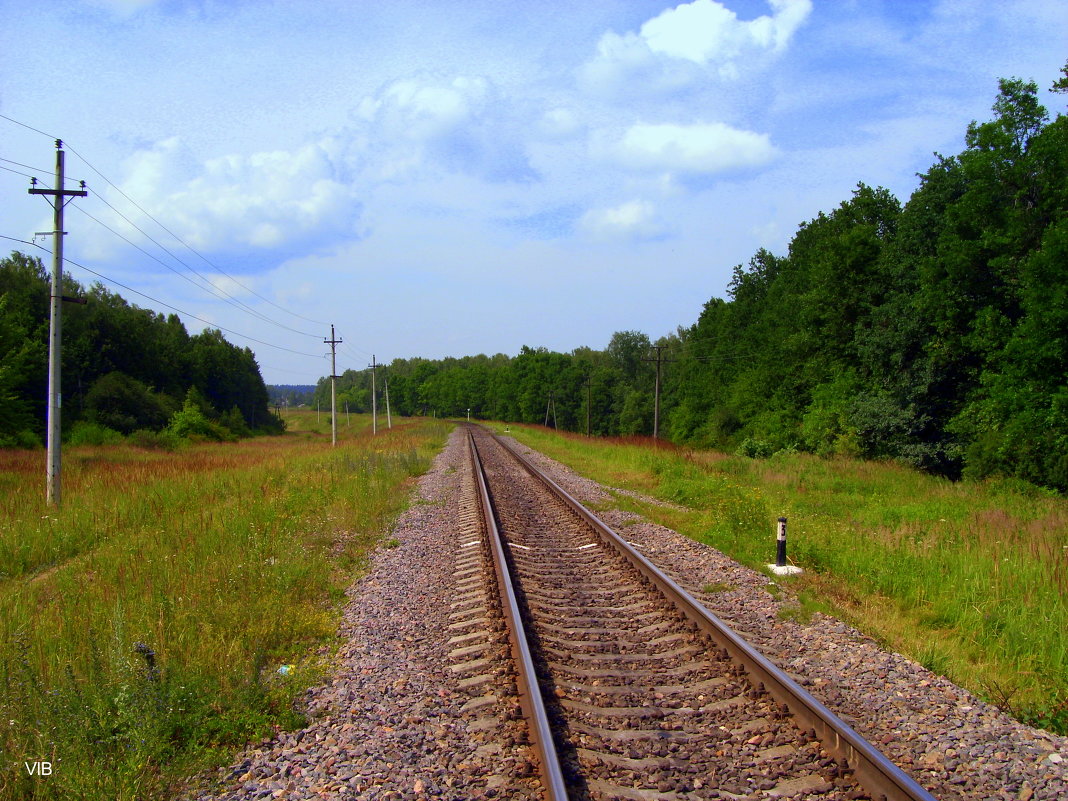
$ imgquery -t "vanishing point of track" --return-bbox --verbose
[459,425,938,801]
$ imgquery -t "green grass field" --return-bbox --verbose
[0,412,449,800]
[498,424,1068,735]
[3,413,1064,800]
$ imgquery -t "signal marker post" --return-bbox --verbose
[767,517,802,576]
[29,140,87,506]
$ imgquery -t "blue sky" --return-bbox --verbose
[1,0,1065,385]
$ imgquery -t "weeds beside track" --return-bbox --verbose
[0,413,450,801]
[500,423,1068,736]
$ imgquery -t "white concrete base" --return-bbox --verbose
[767,564,803,576]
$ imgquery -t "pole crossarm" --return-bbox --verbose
[28,187,87,198]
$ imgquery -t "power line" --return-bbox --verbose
[83,191,322,336]
[70,201,322,339]
[0,154,85,185]
[0,163,38,181]
[71,204,228,294]
[0,112,329,327]
[0,156,52,173]
[259,363,321,379]
[1,234,42,249]
[340,342,373,361]
[64,143,329,327]
[0,112,55,140]
[0,236,321,358]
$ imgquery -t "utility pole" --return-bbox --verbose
[642,346,674,440]
[544,392,557,429]
[583,374,592,437]
[324,325,342,446]
[29,140,87,506]
[384,375,392,429]
[369,355,377,435]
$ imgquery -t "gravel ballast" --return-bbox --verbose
[190,428,1068,800]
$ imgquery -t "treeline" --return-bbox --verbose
[0,252,282,447]
[321,76,1068,490]
[316,335,663,435]
[267,384,317,408]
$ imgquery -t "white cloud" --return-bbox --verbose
[97,136,356,256]
[357,76,487,142]
[579,199,665,240]
[352,75,536,183]
[582,0,811,92]
[642,0,811,65]
[608,122,777,175]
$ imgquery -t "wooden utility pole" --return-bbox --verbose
[544,392,558,429]
[324,325,342,446]
[369,355,377,435]
[384,375,392,429]
[583,374,592,437]
[29,140,87,506]
[642,346,674,440]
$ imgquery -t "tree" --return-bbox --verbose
[83,371,172,435]
[1052,59,1068,94]
[0,292,43,447]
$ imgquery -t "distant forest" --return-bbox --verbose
[319,75,1068,490]
[0,252,281,447]
[267,385,316,408]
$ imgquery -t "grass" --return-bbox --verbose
[497,423,1068,735]
[0,412,451,800]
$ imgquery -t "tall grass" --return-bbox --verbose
[502,425,1068,735]
[0,413,449,800]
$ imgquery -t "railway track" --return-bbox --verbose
[460,425,938,801]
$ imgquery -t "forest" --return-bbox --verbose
[0,251,281,447]
[319,76,1068,490]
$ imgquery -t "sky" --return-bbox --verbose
[1,0,1065,386]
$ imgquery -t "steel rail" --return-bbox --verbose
[467,432,571,801]
[492,430,938,801]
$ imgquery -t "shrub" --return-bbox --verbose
[736,437,774,459]
[66,421,124,446]
[165,399,232,442]
[0,429,42,449]
[84,371,172,435]
[219,406,252,439]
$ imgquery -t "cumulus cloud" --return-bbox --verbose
[99,136,356,256]
[579,199,666,241]
[606,122,777,176]
[642,0,811,65]
[582,0,812,92]
[352,75,537,183]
